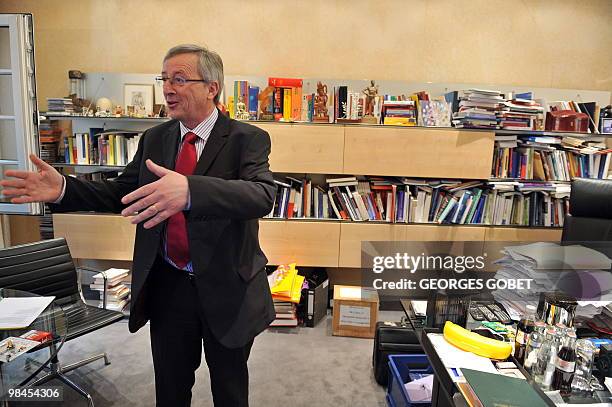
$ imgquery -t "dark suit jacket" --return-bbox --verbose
[51,111,277,348]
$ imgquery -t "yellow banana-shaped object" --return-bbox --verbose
[443,321,512,360]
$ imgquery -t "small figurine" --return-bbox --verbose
[362,80,379,117]
[313,81,329,122]
[235,96,250,120]
[114,105,123,116]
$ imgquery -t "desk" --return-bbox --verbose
[0,289,67,405]
[400,302,611,406]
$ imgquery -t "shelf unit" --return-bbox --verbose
[41,117,601,265]
[52,214,562,267]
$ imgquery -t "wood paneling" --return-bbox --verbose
[339,223,486,267]
[343,127,494,179]
[254,123,344,174]
[53,213,135,260]
[484,227,562,242]
[260,219,340,267]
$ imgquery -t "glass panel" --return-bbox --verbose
[0,75,14,115]
[0,120,18,160]
[0,163,18,203]
[0,27,10,70]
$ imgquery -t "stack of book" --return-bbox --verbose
[267,263,304,327]
[381,99,417,126]
[498,98,544,130]
[46,98,75,115]
[38,120,61,163]
[452,89,503,129]
[89,268,130,312]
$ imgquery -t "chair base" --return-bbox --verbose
[26,352,110,407]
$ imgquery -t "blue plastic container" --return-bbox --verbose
[386,354,433,407]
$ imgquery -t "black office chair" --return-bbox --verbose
[0,238,124,406]
[562,178,612,242]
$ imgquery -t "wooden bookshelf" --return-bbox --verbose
[53,213,136,260]
[254,123,344,174]
[484,227,562,242]
[259,219,340,267]
[343,127,495,179]
[52,214,560,268]
[46,122,566,268]
[338,223,487,267]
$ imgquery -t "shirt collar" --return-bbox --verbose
[179,108,219,142]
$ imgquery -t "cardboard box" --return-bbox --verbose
[332,285,379,338]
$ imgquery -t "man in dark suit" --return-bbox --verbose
[0,44,276,407]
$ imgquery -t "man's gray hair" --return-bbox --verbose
[164,44,224,104]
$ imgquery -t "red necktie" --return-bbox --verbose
[166,132,198,268]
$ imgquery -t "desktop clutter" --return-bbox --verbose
[380,293,612,407]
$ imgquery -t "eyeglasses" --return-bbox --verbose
[155,75,210,87]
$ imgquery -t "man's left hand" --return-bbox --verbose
[121,159,190,229]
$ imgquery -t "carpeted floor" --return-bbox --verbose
[16,311,403,407]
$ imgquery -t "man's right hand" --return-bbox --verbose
[0,154,64,204]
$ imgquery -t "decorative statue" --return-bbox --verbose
[362,80,379,117]
[313,81,329,122]
[235,96,250,120]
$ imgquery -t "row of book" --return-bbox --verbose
[89,268,131,312]
[265,176,571,227]
[62,131,141,166]
[224,79,606,133]
[492,148,612,181]
[492,134,612,180]
[228,79,456,126]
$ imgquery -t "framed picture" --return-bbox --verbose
[602,118,612,134]
[124,84,154,116]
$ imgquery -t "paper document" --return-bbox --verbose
[0,296,55,329]
[411,300,427,316]
[404,374,433,402]
[427,333,498,381]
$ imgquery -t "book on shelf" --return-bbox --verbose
[61,130,142,166]
[265,175,570,227]
[492,134,612,181]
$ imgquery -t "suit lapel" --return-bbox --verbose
[194,110,229,175]
[162,121,181,170]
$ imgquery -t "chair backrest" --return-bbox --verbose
[562,178,612,242]
[0,238,79,305]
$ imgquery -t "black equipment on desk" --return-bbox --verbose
[372,320,422,386]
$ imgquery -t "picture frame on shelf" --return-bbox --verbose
[124,84,153,117]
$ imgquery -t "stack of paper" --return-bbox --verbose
[0,296,55,329]
[491,242,612,319]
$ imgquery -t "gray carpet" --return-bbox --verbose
[17,311,403,406]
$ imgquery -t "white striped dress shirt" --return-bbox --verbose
[163,108,219,272]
